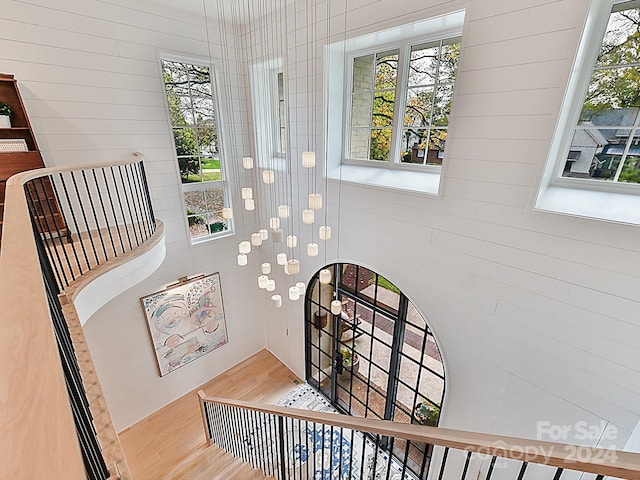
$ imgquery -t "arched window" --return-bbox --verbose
[305,263,446,479]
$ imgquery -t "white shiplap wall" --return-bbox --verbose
[0,0,267,430]
[4,0,640,450]
[258,0,640,452]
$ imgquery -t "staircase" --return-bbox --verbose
[163,444,273,480]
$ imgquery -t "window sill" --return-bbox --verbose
[327,163,441,195]
[534,185,640,226]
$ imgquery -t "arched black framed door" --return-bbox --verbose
[305,263,446,479]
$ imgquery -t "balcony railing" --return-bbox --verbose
[199,391,640,480]
[0,153,160,479]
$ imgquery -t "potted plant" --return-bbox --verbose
[0,101,11,128]
[340,348,359,376]
[413,401,440,426]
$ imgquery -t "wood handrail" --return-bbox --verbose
[0,152,148,479]
[0,166,86,479]
[198,391,640,480]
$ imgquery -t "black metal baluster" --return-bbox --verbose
[245,408,256,469]
[30,179,68,286]
[304,419,310,480]
[70,171,100,267]
[81,170,108,263]
[264,413,274,478]
[127,163,149,241]
[46,175,76,282]
[278,416,287,480]
[516,461,528,480]
[138,160,156,227]
[370,434,380,480]
[348,428,355,479]
[116,165,140,247]
[92,169,116,257]
[131,162,152,240]
[359,431,367,479]
[58,172,88,273]
[485,455,497,479]
[24,182,67,288]
[101,168,125,255]
[553,468,564,480]
[437,447,450,480]
[121,164,142,246]
[110,167,133,250]
[419,438,430,478]
[385,436,394,479]
[461,451,472,479]
[312,421,317,479]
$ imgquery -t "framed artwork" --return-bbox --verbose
[141,273,228,376]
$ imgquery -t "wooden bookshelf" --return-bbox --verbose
[0,73,69,245]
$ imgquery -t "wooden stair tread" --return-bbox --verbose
[162,444,270,480]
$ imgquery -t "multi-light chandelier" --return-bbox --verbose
[212,0,336,309]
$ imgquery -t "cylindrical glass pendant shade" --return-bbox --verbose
[272,229,284,243]
[301,151,316,168]
[319,225,332,240]
[241,187,253,200]
[269,217,280,230]
[331,299,343,315]
[251,232,262,246]
[296,282,305,295]
[271,294,282,308]
[319,268,331,284]
[244,198,255,211]
[302,209,315,224]
[307,243,318,256]
[242,157,254,169]
[263,170,275,184]
[258,275,269,289]
[289,286,301,301]
[287,259,300,275]
[266,279,276,292]
[286,235,298,248]
[239,241,251,254]
[221,207,233,219]
[259,229,269,241]
[278,204,290,218]
[309,193,322,210]
[277,252,287,265]
[261,262,271,275]
[237,254,248,266]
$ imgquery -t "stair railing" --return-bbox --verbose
[0,153,158,479]
[198,391,640,480]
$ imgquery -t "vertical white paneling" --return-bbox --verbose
[4,0,640,444]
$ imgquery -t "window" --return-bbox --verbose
[161,57,232,242]
[348,38,460,165]
[325,10,465,195]
[536,0,640,225]
[250,59,286,170]
[305,263,445,479]
[277,72,286,154]
[561,1,640,184]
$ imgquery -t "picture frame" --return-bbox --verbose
[140,273,228,376]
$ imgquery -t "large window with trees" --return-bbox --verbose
[560,1,640,184]
[305,263,445,479]
[347,36,460,166]
[161,57,232,242]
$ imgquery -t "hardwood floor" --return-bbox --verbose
[119,349,301,480]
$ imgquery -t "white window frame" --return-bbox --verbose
[325,10,465,195]
[344,37,459,174]
[250,58,287,171]
[535,0,640,225]
[159,53,234,244]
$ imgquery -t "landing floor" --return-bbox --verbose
[119,349,301,480]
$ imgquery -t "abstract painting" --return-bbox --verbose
[141,273,228,376]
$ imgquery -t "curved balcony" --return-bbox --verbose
[0,153,164,479]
